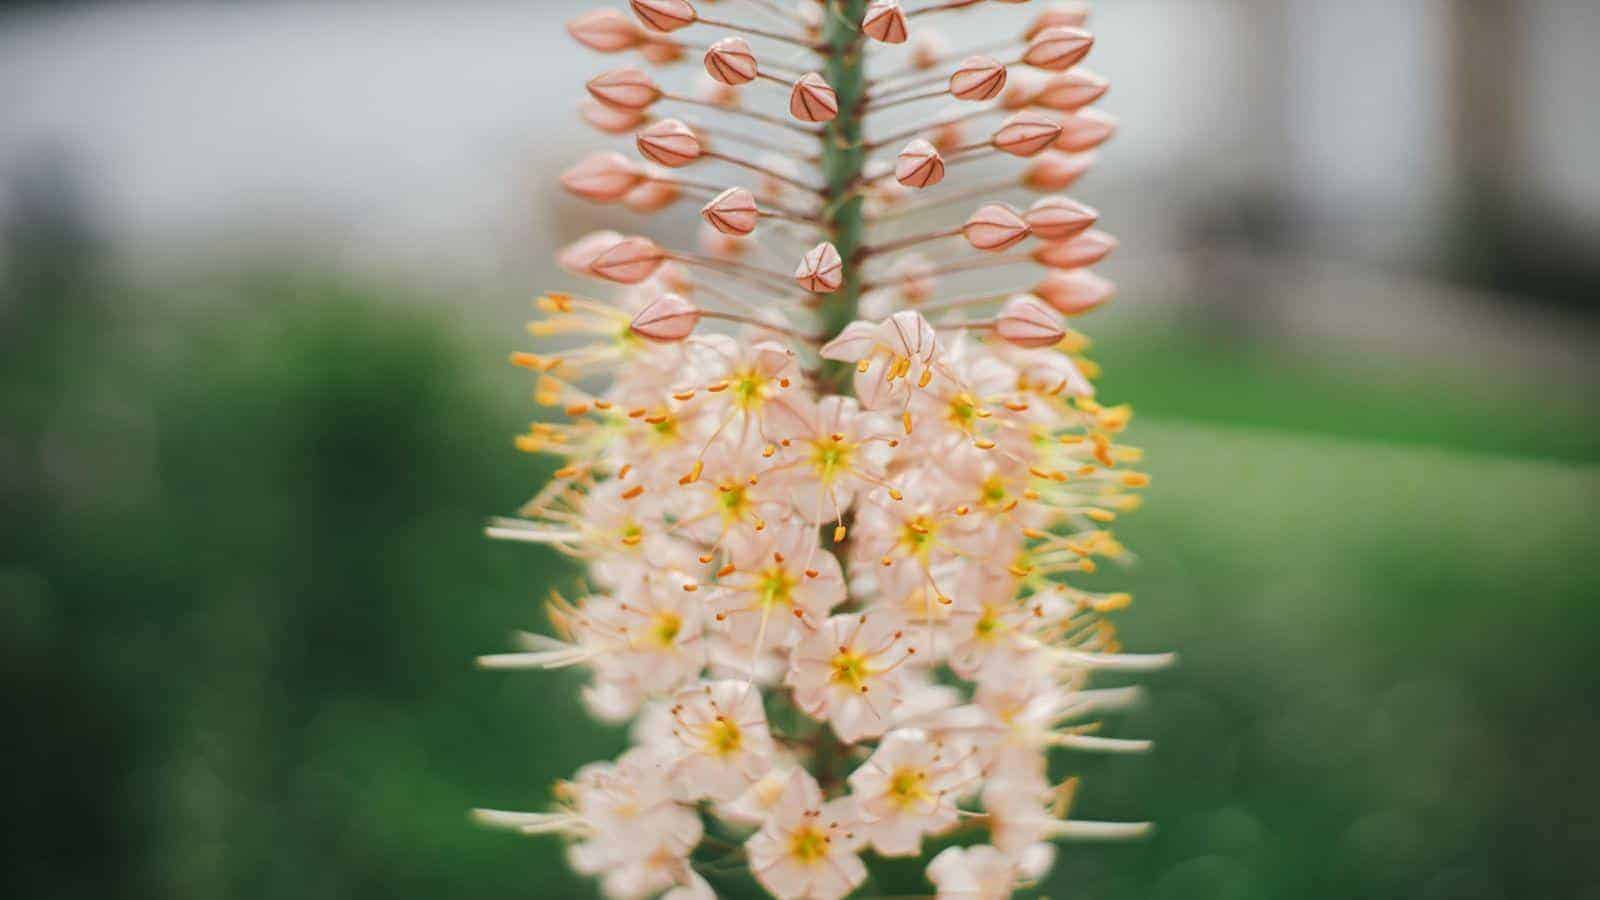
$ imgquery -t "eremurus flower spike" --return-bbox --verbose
[481,3,1171,896]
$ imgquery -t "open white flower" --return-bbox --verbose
[786,612,918,743]
[846,728,975,856]
[665,679,776,801]
[745,769,866,900]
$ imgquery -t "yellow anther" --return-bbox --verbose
[618,464,633,479]
[762,443,777,458]
[716,564,736,577]
[888,488,904,501]
[954,505,970,516]
[673,390,696,401]
[680,460,704,485]
[1121,472,1150,487]
[833,525,847,542]
[621,485,645,500]
[1085,508,1115,522]
[973,438,997,450]
[1022,528,1048,540]
[1095,592,1132,612]
[857,359,872,374]
[682,583,698,592]
[917,367,933,388]
[510,351,542,369]
[707,381,730,393]
[902,412,913,434]
[831,432,846,442]
[554,465,581,479]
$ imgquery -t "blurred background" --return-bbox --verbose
[2,1,1597,898]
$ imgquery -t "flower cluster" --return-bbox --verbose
[475,1,1171,897]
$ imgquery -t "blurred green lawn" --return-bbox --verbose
[3,270,1596,899]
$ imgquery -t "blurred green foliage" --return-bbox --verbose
[3,228,1597,899]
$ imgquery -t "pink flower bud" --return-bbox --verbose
[591,236,667,284]
[999,70,1045,110]
[704,36,758,85]
[795,242,844,293]
[579,99,650,135]
[1027,2,1091,39]
[557,230,624,274]
[930,121,968,153]
[895,139,946,189]
[862,0,909,44]
[1024,26,1094,71]
[1053,108,1117,152]
[1033,269,1115,314]
[587,68,661,110]
[567,10,644,53]
[963,203,1031,251]
[622,177,681,213]
[995,295,1066,347]
[630,0,697,33]
[1022,150,1094,189]
[630,292,701,342]
[949,56,1007,101]
[888,253,937,303]
[910,30,947,69]
[1024,195,1098,240]
[561,152,647,203]
[637,37,685,65]
[1031,229,1117,269]
[635,119,703,167]
[790,73,839,123]
[701,187,760,235]
[1035,68,1109,111]
[993,111,1064,157]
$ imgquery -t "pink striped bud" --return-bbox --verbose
[1000,70,1045,110]
[1023,150,1094,189]
[561,152,647,203]
[635,119,703,167]
[1032,229,1117,269]
[1024,26,1094,71]
[993,111,1064,157]
[790,73,839,123]
[591,236,667,284]
[1024,195,1098,240]
[701,187,760,235]
[567,10,644,53]
[1035,68,1109,111]
[995,295,1066,347]
[1033,269,1115,314]
[895,139,946,189]
[1026,2,1091,39]
[587,68,661,110]
[949,56,1007,101]
[704,37,758,85]
[930,121,968,154]
[630,292,701,342]
[637,37,685,65]
[795,242,844,293]
[963,203,1031,251]
[623,177,681,213]
[630,0,696,33]
[1053,108,1117,152]
[557,230,624,274]
[862,0,909,44]
[579,99,650,135]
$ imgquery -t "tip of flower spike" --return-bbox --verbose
[587,67,662,111]
[950,56,1007,102]
[1024,195,1098,241]
[630,293,701,342]
[795,242,843,293]
[963,203,1031,251]
[862,0,909,44]
[635,118,703,167]
[704,36,758,86]
[1024,26,1095,72]
[790,73,839,123]
[895,139,945,189]
[567,10,644,53]
[701,187,760,236]
[996,295,1066,348]
[630,0,697,33]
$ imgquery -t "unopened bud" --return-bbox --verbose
[636,119,703,167]
[895,139,946,189]
[623,177,681,213]
[795,242,844,293]
[587,68,661,110]
[993,111,1064,157]
[704,36,758,85]
[963,203,1031,251]
[1022,150,1094,189]
[701,187,760,235]
[567,10,644,52]
[1026,2,1091,39]
[1035,68,1109,111]
[790,73,839,122]
[1031,229,1117,269]
[1033,269,1115,314]
[996,295,1066,348]
[950,56,1007,101]
[580,98,650,135]
[862,0,909,44]
[630,293,701,342]
[1000,70,1045,110]
[561,152,646,202]
[1024,195,1098,240]
[1053,108,1117,152]
[637,36,685,65]
[630,0,697,32]
[557,230,624,274]
[1024,26,1094,71]
[591,236,667,284]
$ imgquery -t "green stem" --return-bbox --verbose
[819,0,868,389]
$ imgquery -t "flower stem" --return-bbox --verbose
[819,0,868,387]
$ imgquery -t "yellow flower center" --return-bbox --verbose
[733,368,768,410]
[974,606,1003,641]
[979,476,1008,507]
[888,767,930,809]
[946,392,979,430]
[757,567,796,608]
[651,611,681,647]
[787,825,830,864]
[830,649,871,689]
[703,717,742,757]
[898,515,939,559]
[808,438,853,485]
[718,484,748,520]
